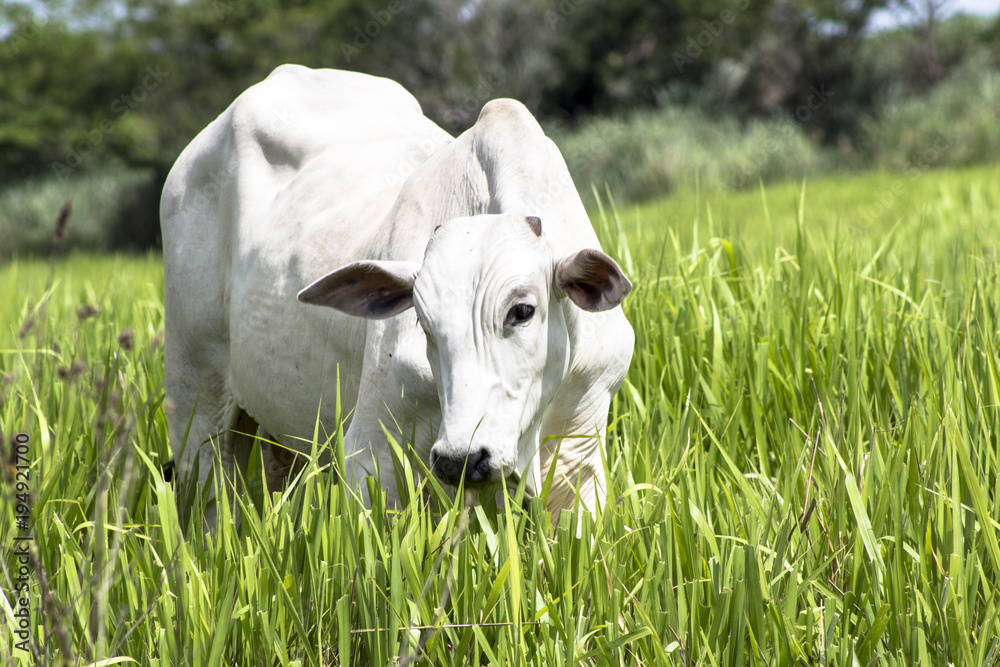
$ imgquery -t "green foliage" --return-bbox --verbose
[862,59,1000,169]
[3,0,997,184]
[854,11,1000,101]
[550,53,1000,203]
[0,163,162,259]
[0,17,168,181]
[2,164,1000,664]
[548,107,833,201]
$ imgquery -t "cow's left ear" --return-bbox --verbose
[298,260,420,319]
[555,249,631,312]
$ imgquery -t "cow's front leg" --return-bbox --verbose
[538,432,608,515]
[341,422,403,508]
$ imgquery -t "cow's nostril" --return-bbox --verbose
[466,448,491,484]
[432,448,492,486]
[431,452,461,485]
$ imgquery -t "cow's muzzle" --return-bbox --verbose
[430,447,495,487]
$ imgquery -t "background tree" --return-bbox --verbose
[0,0,997,253]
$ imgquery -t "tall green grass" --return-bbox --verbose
[2,165,999,665]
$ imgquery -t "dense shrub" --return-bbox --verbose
[2,23,1000,257]
[0,164,162,259]
[550,57,1000,204]
[862,58,1000,170]
[547,106,834,201]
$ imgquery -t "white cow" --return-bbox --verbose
[161,65,634,523]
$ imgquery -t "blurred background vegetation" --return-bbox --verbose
[1,0,998,257]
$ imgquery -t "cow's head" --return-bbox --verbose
[298,214,630,495]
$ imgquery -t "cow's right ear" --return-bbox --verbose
[298,260,419,319]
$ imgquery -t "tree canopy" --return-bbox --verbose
[1,0,996,183]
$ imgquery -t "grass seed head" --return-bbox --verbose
[18,313,36,339]
[57,360,87,382]
[117,329,134,351]
[53,196,73,243]
[0,373,12,406]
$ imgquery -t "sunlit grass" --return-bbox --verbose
[2,165,999,665]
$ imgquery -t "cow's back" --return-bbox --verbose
[160,65,451,448]
[161,65,446,271]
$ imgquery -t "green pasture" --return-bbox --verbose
[2,163,1000,665]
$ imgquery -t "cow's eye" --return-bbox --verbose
[505,303,535,326]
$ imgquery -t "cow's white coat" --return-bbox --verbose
[161,65,634,522]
